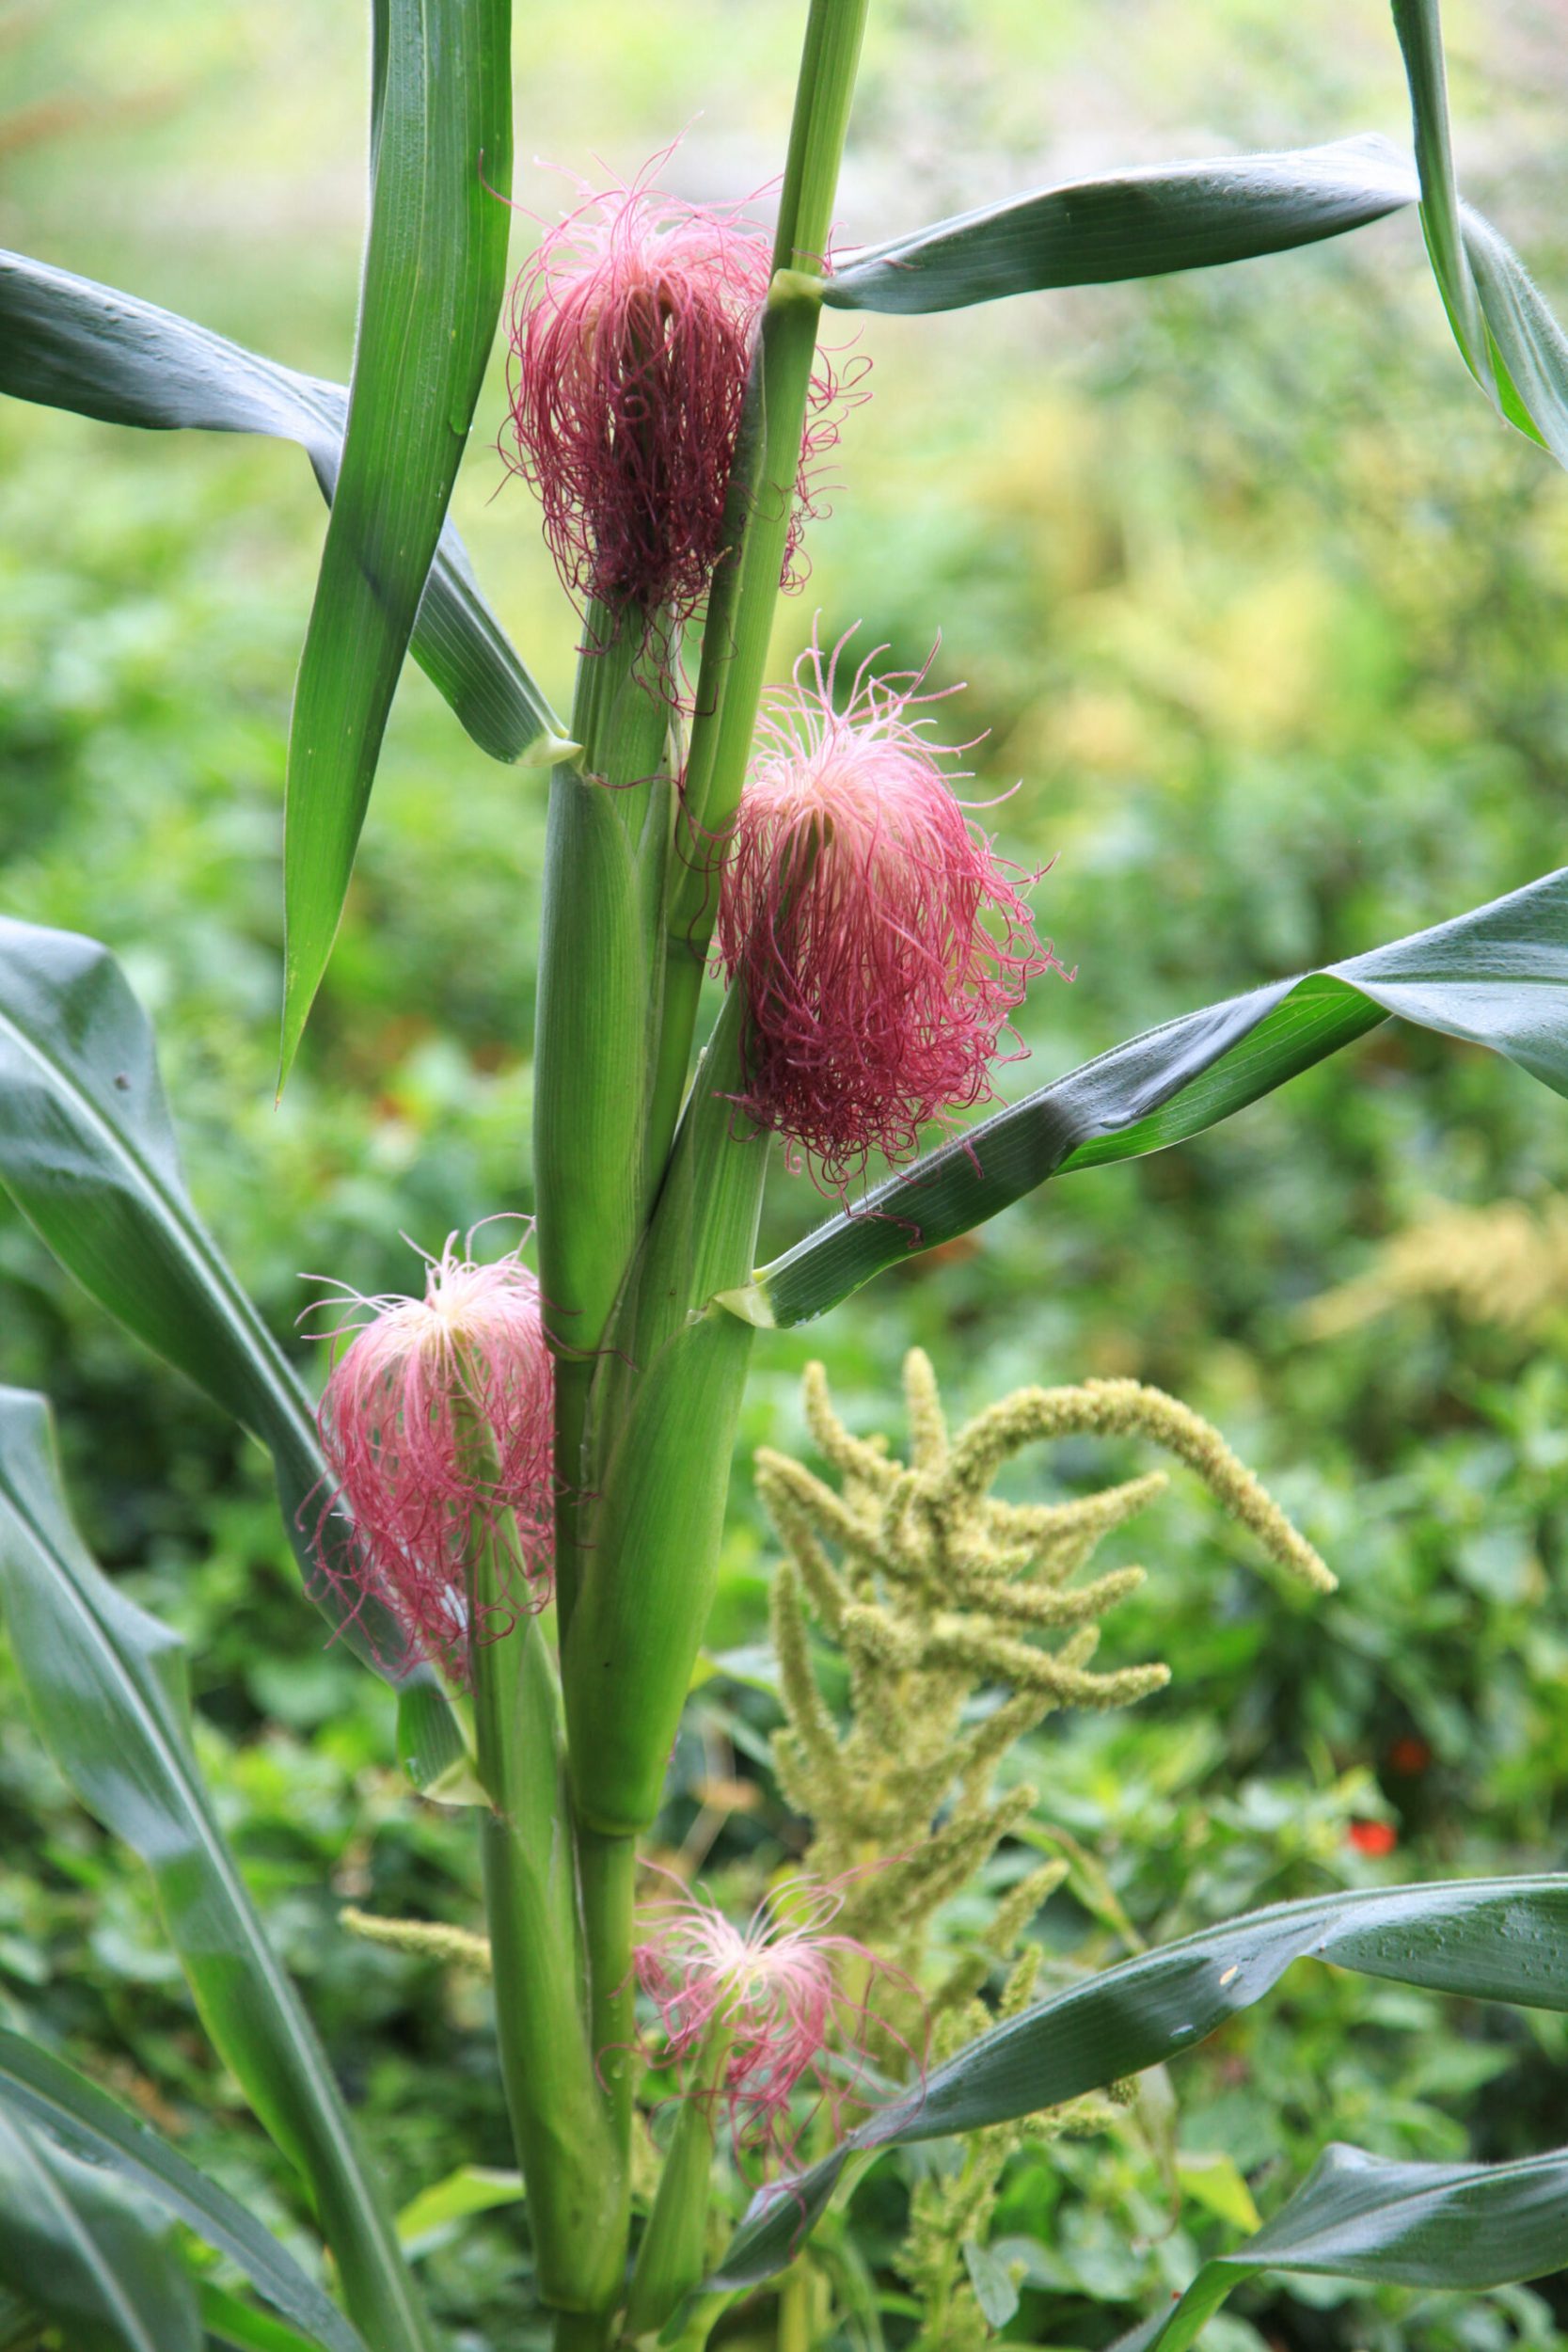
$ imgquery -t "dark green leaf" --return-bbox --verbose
[281,0,515,1075]
[732,866,1568,1327]
[0,246,564,770]
[709,1872,1568,2284]
[1113,2140,1568,2351]
[0,1390,436,2352]
[1392,0,1568,462]
[0,913,409,1674]
[821,135,1413,312]
[0,2103,200,2352]
[0,2026,365,2352]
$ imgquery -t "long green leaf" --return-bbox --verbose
[0,2027,365,2352]
[729,866,1568,1327]
[821,134,1414,312]
[708,1872,1568,2284]
[200,2281,334,2352]
[0,1390,437,2352]
[1392,0,1568,463]
[0,914,408,1674]
[281,0,514,1077]
[0,246,565,769]
[1113,2140,1568,2352]
[0,2103,200,2352]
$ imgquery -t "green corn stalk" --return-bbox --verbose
[512,8,872,2334]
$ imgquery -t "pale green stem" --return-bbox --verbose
[578,1820,639,2163]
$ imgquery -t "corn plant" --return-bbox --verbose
[3,1,1568,2347]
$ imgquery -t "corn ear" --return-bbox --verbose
[562,989,766,1834]
[533,606,675,1630]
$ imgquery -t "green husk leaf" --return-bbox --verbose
[709,1872,1568,2284]
[0,247,563,769]
[737,866,1568,1327]
[562,989,767,1835]
[280,0,515,1076]
[0,1389,436,2352]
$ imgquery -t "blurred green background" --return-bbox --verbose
[4,2,1568,2345]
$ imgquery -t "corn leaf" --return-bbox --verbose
[1391,0,1568,463]
[200,2282,337,2352]
[0,914,412,1676]
[709,1873,1568,2285]
[1111,2141,1568,2352]
[0,247,562,770]
[0,2103,200,2352]
[395,2167,525,2262]
[281,0,515,1078]
[821,135,1414,312]
[732,866,1568,1328]
[0,1387,437,2352]
[0,2028,364,2352]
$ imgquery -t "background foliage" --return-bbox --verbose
[3,1,1568,2344]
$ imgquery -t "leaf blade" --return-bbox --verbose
[280,0,515,1075]
[822,135,1415,313]
[0,246,563,766]
[0,914,404,1674]
[709,1872,1568,2284]
[0,2103,200,2352]
[1117,2139,1568,2352]
[739,866,1568,1327]
[0,2027,365,2352]
[0,1390,436,2352]
[1391,0,1568,462]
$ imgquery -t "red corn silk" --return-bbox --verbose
[504,163,845,621]
[310,1234,554,1681]
[717,633,1069,1188]
[632,1872,918,2167]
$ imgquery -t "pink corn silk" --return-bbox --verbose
[503,165,846,617]
[313,1236,554,1680]
[633,1874,918,2165]
[717,636,1068,1186]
